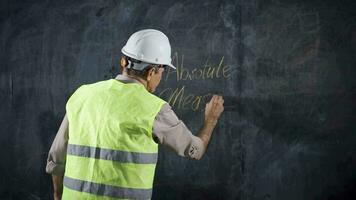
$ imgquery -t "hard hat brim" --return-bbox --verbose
[122,48,176,70]
[166,63,176,70]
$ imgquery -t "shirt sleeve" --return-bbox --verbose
[153,103,205,160]
[46,114,69,175]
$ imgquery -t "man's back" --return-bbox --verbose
[63,79,165,199]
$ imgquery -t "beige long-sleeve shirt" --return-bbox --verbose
[46,75,205,175]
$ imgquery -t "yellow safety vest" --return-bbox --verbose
[62,79,166,199]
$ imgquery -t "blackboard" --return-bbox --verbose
[0,0,355,199]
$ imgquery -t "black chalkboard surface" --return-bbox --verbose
[0,0,355,199]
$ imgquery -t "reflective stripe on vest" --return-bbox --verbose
[67,143,158,164]
[64,176,152,199]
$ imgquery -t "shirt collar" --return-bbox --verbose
[114,74,143,85]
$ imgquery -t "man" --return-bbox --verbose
[46,29,224,199]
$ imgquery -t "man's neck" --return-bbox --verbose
[119,73,148,89]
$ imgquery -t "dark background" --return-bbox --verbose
[0,0,355,199]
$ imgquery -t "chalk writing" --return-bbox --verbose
[164,53,232,82]
[159,52,233,111]
[159,86,212,111]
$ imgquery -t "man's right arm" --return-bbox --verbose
[153,95,224,160]
[197,95,224,151]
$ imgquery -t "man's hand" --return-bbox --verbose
[54,193,62,200]
[52,175,63,200]
[204,95,224,126]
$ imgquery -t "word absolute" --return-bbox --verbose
[164,54,231,82]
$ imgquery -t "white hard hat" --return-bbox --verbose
[121,29,176,70]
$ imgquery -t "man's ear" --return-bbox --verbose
[120,57,128,73]
[146,67,156,81]
[120,57,128,68]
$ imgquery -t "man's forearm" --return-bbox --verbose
[197,121,217,151]
[52,175,63,200]
[198,95,224,152]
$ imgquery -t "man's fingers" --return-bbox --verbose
[215,96,223,105]
[208,95,217,104]
[211,94,218,102]
[208,95,224,113]
[210,95,216,105]
[214,96,219,104]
